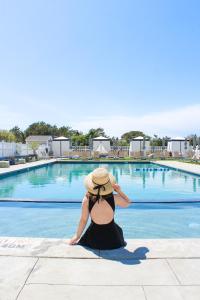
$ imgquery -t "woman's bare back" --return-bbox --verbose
[90,198,114,225]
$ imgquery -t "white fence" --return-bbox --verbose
[0,141,33,158]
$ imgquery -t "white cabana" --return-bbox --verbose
[192,146,200,160]
[129,136,150,154]
[52,136,71,157]
[167,137,190,156]
[92,136,111,152]
[96,143,108,154]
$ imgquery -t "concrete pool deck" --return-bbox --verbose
[154,160,200,176]
[1,237,200,300]
[0,159,57,177]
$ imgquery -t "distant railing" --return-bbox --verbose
[110,146,129,151]
[71,146,90,152]
[71,146,130,152]
[150,146,168,151]
[70,146,168,152]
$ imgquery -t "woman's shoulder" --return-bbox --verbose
[82,193,90,204]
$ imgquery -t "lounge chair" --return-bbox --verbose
[0,160,10,168]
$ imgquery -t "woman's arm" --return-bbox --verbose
[113,184,132,207]
[68,195,89,245]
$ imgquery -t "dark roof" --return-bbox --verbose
[26,135,53,142]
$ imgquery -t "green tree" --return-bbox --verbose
[187,133,198,146]
[24,122,75,138]
[86,128,106,139]
[121,131,145,144]
[0,130,16,142]
[118,139,129,146]
[85,128,107,145]
[51,125,59,136]
[10,126,25,143]
[150,134,169,146]
[58,126,73,137]
[29,141,40,155]
[25,121,56,137]
[71,134,87,146]
[110,137,118,146]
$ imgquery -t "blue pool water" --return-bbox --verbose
[0,202,200,238]
[0,162,200,238]
[0,162,200,202]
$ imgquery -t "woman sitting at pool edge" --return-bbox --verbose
[69,167,131,249]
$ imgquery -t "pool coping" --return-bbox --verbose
[0,158,57,178]
[154,160,200,176]
[1,236,200,259]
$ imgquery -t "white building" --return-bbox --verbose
[25,135,53,148]
[92,136,111,153]
[167,137,190,156]
[52,136,71,157]
[25,135,53,157]
[129,136,150,153]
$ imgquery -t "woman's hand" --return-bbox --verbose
[112,183,121,193]
[68,234,80,245]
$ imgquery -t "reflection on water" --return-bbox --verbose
[0,163,200,201]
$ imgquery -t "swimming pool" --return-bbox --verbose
[0,201,200,238]
[0,162,200,202]
[0,162,200,238]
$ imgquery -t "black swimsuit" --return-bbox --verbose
[78,193,126,250]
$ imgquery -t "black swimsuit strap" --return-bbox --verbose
[89,193,115,213]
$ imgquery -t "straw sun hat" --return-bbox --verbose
[84,167,116,196]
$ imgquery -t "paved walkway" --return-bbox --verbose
[1,237,200,300]
[0,159,57,176]
[154,160,200,176]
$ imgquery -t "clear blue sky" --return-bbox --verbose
[0,0,200,137]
